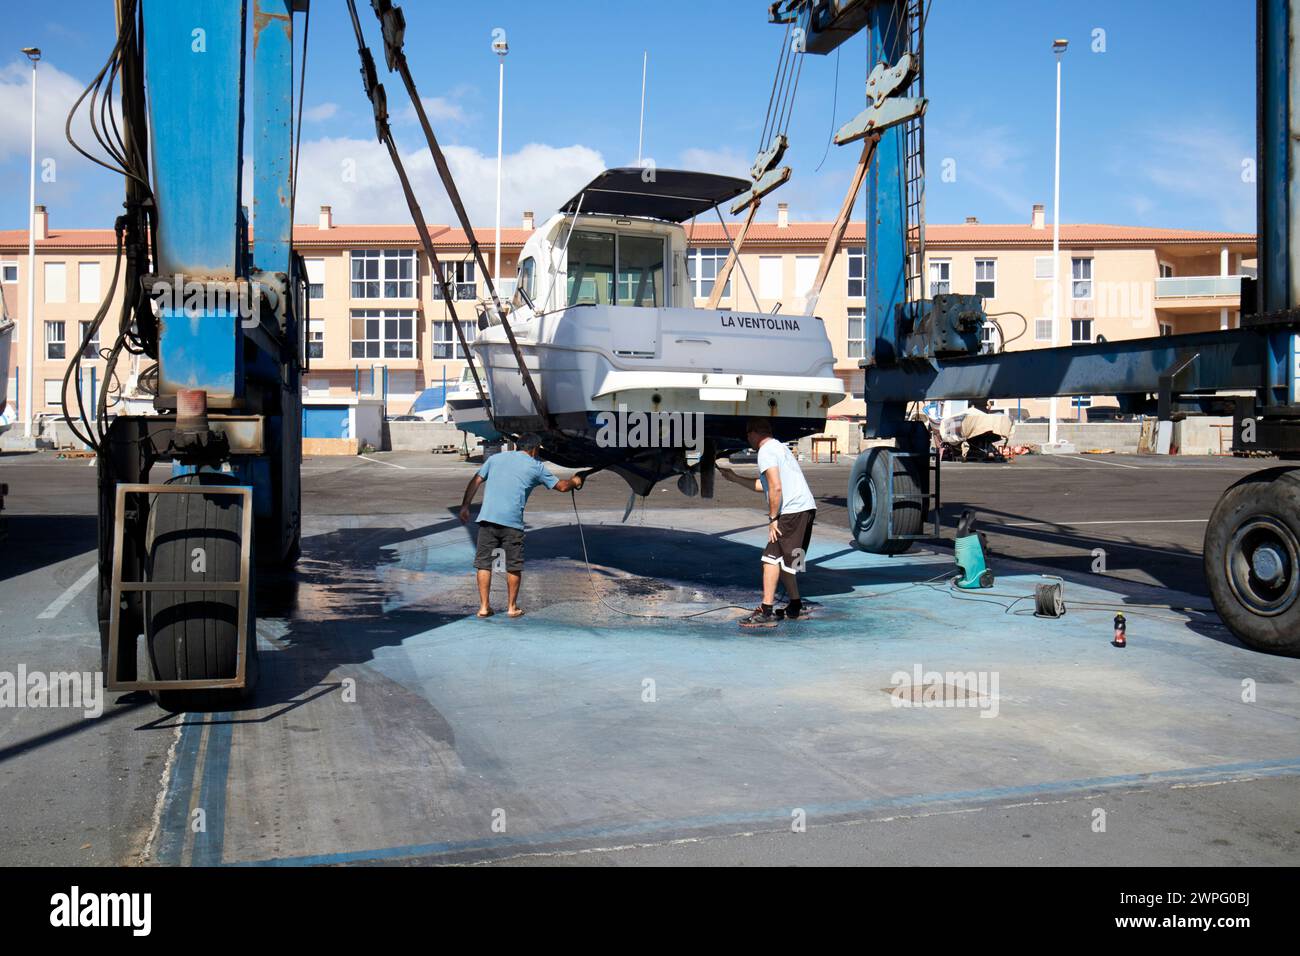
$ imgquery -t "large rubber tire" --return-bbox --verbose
[1203,467,1300,656]
[145,474,259,710]
[848,447,923,555]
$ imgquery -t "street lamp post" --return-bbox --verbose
[493,35,508,292]
[1049,38,1067,447]
[22,47,40,439]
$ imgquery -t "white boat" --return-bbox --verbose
[444,366,501,441]
[471,168,846,493]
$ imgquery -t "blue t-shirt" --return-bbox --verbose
[476,451,559,530]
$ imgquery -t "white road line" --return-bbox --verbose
[1058,455,1143,469]
[359,455,407,470]
[36,566,98,620]
[1004,518,1208,528]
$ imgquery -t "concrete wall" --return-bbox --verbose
[1010,419,1233,455]
[385,420,477,452]
[1012,422,1143,453]
[1173,416,1233,456]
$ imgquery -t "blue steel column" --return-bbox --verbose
[251,0,302,563]
[252,0,294,276]
[1259,0,1299,405]
[863,0,910,444]
[142,0,247,404]
[866,1,907,370]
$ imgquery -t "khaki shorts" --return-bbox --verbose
[761,509,815,574]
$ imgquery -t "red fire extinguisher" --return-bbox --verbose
[1112,613,1127,648]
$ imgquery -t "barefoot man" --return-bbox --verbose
[717,418,817,628]
[458,434,583,617]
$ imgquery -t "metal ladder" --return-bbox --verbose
[885,446,942,541]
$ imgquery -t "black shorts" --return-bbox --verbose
[761,509,815,574]
[474,521,525,572]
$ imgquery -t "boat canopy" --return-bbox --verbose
[559,168,750,223]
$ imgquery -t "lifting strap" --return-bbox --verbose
[348,0,549,426]
[801,135,876,314]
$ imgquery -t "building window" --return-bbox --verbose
[1034,256,1055,279]
[78,262,101,303]
[2,261,18,284]
[45,320,66,360]
[1034,318,1053,342]
[305,258,325,299]
[686,247,732,299]
[1071,318,1093,344]
[350,249,416,299]
[1159,322,1173,337]
[432,319,476,359]
[433,260,477,300]
[974,258,996,299]
[308,319,324,359]
[44,262,66,303]
[1071,257,1093,299]
[79,321,100,359]
[979,319,1001,354]
[758,256,782,300]
[847,307,865,359]
[928,259,951,295]
[350,308,416,359]
[846,247,866,298]
[793,255,818,299]
[1159,262,1175,278]
[44,379,63,407]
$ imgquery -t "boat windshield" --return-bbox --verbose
[566,230,664,308]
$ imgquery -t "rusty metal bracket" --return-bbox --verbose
[835,52,926,145]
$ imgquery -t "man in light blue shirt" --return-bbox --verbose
[458,434,583,617]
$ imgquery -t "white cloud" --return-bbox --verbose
[394,96,467,127]
[927,122,1035,220]
[678,147,751,178]
[1129,126,1254,231]
[303,102,338,122]
[0,57,128,223]
[291,137,605,226]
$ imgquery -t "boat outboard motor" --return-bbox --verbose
[953,509,994,589]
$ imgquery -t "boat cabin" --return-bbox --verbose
[510,168,749,314]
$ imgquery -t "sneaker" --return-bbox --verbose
[739,606,779,628]
[776,599,818,620]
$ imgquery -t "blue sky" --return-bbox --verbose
[0,0,1256,233]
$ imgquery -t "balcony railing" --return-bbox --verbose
[432,282,478,301]
[1154,275,1242,298]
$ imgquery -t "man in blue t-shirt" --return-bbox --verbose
[458,434,583,618]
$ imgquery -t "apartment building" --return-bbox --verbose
[1,201,1255,423]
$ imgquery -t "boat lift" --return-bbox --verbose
[779,0,1300,655]
[64,0,312,708]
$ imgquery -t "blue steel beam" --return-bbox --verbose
[252,0,294,277]
[865,1,908,368]
[864,329,1271,403]
[142,0,246,279]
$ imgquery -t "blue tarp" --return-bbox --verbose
[411,385,449,414]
